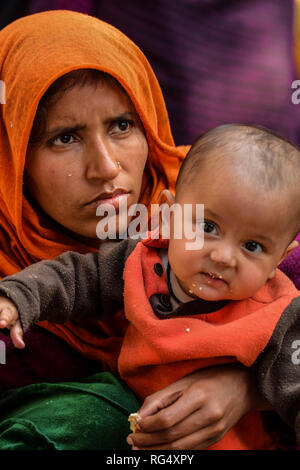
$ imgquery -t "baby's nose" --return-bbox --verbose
[209,245,237,267]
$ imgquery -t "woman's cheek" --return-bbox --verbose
[44,166,73,194]
[45,150,81,181]
[134,133,148,167]
[29,156,79,208]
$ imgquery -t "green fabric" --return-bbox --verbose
[0,372,141,450]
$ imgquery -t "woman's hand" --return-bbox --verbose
[0,296,25,348]
[127,364,271,450]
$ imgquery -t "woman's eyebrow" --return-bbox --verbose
[45,124,86,137]
[46,112,137,136]
[103,111,136,124]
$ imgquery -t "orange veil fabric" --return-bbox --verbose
[0,10,188,368]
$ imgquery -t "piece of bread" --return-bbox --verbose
[128,412,142,433]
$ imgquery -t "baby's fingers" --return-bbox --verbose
[0,301,24,348]
[10,320,25,349]
[0,307,18,328]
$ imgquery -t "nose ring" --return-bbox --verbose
[116,161,121,168]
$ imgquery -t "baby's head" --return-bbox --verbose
[162,124,300,302]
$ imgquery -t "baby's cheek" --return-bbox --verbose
[169,240,195,277]
[238,269,265,297]
[168,239,184,262]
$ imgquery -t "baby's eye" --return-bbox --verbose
[243,241,263,253]
[200,221,218,235]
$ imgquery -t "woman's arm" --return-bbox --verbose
[127,363,271,450]
[254,297,300,445]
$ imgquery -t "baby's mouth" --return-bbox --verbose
[208,271,224,280]
[202,271,227,285]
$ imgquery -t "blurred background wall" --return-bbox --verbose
[0,0,298,147]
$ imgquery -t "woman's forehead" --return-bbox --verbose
[45,80,136,126]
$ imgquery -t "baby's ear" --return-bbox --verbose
[281,240,299,263]
[274,240,299,273]
[268,240,299,280]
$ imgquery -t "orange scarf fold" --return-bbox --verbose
[0,10,188,367]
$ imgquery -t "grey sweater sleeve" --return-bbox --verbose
[252,296,300,443]
[0,238,138,333]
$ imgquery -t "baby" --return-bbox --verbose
[0,123,300,449]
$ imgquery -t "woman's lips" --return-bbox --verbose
[85,191,129,209]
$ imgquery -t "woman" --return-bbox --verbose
[0,10,275,450]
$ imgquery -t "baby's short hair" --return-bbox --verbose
[175,123,300,236]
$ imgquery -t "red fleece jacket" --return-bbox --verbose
[118,238,299,449]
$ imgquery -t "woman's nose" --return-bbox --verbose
[85,138,120,181]
[209,244,237,268]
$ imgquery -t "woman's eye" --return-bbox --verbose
[118,120,130,131]
[111,119,134,134]
[244,241,263,253]
[201,221,217,235]
[51,134,76,146]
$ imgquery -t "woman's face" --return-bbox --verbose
[25,78,148,239]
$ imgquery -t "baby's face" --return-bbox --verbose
[168,161,295,302]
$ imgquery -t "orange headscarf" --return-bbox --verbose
[0,10,188,368]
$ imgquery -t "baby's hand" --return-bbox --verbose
[0,296,25,348]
